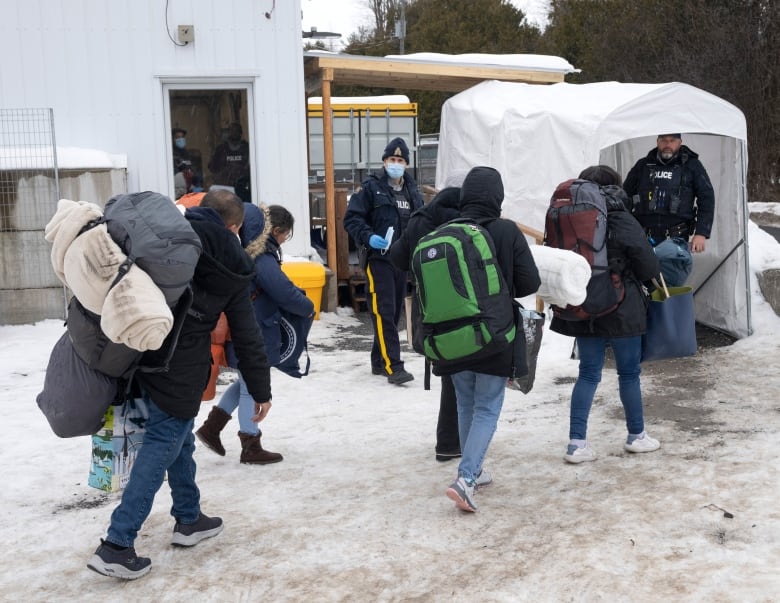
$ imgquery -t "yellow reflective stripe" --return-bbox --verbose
[366,263,393,375]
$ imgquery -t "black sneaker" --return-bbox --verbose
[371,366,385,376]
[387,369,414,385]
[171,512,224,547]
[435,449,462,462]
[87,539,152,580]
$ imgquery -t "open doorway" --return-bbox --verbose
[165,85,252,202]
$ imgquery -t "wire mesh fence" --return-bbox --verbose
[0,108,65,324]
[0,108,59,231]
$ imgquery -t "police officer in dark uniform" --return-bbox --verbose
[624,133,715,255]
[623,133,714,285]
[344,137,424,385]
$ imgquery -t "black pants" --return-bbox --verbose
[366,259,406,375]
[436,374,460,453]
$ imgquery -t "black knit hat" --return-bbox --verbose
[382,137,410,164]
[658,133,681,139]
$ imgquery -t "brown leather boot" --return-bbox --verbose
[195,407,231,456]
[238,432,283,465]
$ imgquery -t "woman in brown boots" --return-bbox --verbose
[196,203,314,464]
[196,404,282,464]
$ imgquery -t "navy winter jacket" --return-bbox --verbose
[343,169,424,263]
[623,145,715,239]
[238,204,314,366]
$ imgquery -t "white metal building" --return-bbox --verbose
[0,0,310,253]
[0,0,313,323]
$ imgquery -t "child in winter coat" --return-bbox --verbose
[196,204,314,464]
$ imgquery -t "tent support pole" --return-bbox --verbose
[693,239,744,297]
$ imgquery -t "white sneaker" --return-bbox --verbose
[564,442,596,464]
[446,477,477,512]
[624,432,660,453]
[475,469,493,489]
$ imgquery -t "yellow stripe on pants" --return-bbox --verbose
[366,263,393,375]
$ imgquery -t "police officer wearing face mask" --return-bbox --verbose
[172,128,191,173]
[344,137,424,385]
[172,127,197,199]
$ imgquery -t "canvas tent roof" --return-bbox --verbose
[437,80,750,338]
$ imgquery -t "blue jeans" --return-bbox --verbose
[106,393,200,548]
[451,371,506,483]
[570,336,644,441]
[217,374,261,436]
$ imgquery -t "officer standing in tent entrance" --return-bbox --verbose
[344,137,424,385]
[623,133,715,285]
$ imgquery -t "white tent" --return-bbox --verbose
[437,80,751,338]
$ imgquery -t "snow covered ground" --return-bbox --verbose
[1,220,779,602]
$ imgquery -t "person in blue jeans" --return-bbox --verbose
[430,167,540,513]
[551,165,662,464]
[196,204,314,464]
[87,190,272,580]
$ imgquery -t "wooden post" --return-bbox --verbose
[321,68,337,275]
[517,223,546,314]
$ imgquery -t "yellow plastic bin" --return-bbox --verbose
[281,261,327,319]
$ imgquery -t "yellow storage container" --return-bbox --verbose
[281,261,327,319]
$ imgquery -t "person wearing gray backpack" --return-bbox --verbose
[87,190,272,580]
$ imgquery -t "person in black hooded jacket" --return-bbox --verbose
[389,185,463,462]
[88,189,272,580]
[551,165,661,466]
[435,166,540,513]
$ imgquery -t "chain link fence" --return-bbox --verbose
[0,108,65,324]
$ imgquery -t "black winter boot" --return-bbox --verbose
[195,407,231,456]
[238,432,283,465]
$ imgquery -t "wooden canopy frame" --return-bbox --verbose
[303,52,571,277]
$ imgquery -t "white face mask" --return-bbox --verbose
[385,163,405,180]
[174,138,186,149]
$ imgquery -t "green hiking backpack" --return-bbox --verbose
[410,219,516,365]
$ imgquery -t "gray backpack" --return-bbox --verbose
[38,191,201,437]
[103,191,202,306]
[68,191,202,375]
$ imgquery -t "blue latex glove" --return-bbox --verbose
[369,234,389,250]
